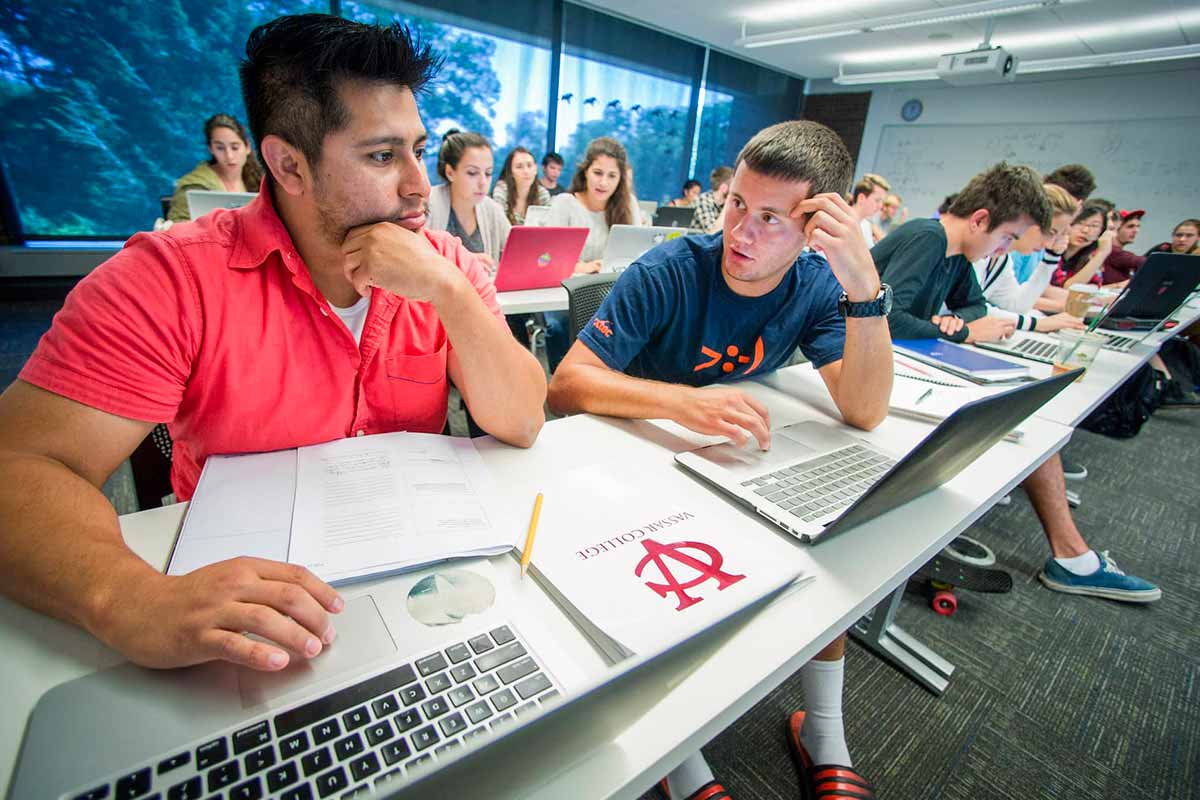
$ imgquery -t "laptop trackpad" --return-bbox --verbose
[238,594,396,709]
[689,421,851,477]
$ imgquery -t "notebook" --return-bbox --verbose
[893,339,1031,383]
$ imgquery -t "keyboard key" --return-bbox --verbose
[497,657,538,685]
[379,738,412,766]
[467,634,494,654]
[489,712,514,730]
[472,673,500,695]
[342,706,370,731]
[229,776,263,800]
[473,641,526,673]
[312,719,340,745]
[464,700,493,724]
[333,733,364,761]
[449,663,476,683]
[445,643,472,663]
[280,731,309,760]
[273,663,417,737]
[399,684,426,706]
[448,685,475,707]
[463,727,489,743]
[115,767,151,799]
[365,719,394,746]
[266,761,300,793]
[415,653,448,677]
[490,626,516,645]
[233,721,272,755]
[196,738,228,770]
[394,708,421,733]
[349,752,381,782]
[374,768,402,789]
[158,751,191,775]
[439,712,467,737]
[404,754,433,771]
[167,775,201,800]
[514,702,538,719]
[515,672,553,700]
[425,672,452,694]
[342,786,370,799]
[490,688,518,712]
[280,784,314,800]
[244,744,276,775]
[301,746,332,777]
[753,486,774,496]
[539,690,561,706]
[767,491,788,502]
[434,740,461,757]
[421,695,450,719]
[72,787,110,800]
[411,724,440,751]
[314,766,348,798]
[371,695,398,718]
[207,760,240,792]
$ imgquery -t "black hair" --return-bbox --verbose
[1044,164,1096,203]
[541,152,564,168]
[240,14,441,184]
[682,179,701,194]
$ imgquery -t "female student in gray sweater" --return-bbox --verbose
[427,130,510,275]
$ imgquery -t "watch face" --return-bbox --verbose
[901,99,923,122]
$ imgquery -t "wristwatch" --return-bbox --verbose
[838,283,892,318]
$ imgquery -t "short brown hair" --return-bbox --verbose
[852,173,890,201]
[1044,164,1095,202]
[735,120,854,198]
[948,162,1051,231]
[709,165,734,191]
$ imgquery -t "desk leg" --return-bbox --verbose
[850,584,955,696]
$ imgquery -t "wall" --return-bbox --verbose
[812,64,1200,248]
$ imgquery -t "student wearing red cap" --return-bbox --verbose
[1101,209,1148,283]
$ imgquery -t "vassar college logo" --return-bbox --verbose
[634,538,746,611]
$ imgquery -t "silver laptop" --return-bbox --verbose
[977,328,1140,364]
[602,225,686,273]
[676,370,1079,543]
[186,190,258,220]
[522,205,552,227]
[12,564,572,800]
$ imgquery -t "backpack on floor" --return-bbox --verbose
[1079,363,1164,439]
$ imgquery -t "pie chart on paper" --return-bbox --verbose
[405,568,497,626]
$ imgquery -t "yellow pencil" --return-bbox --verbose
[519,492,544,580]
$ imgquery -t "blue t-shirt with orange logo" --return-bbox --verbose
[577,233,847,386]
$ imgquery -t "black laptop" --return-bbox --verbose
[1099,252,1198,331]
[653,206,695,228]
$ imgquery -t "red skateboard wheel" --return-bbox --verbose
[932,590,957,616]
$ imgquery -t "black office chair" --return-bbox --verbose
[128,423,174,510]
[562,273,619,345]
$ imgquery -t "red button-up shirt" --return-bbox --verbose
[20,190,502,500]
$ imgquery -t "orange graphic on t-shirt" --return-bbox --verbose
[592,318,613,338]
[693,337,765,375]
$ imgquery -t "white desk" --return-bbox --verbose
[0,365,1073,798]
[496,287,568,315]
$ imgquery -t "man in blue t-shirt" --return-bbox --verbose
[549,121,891,800]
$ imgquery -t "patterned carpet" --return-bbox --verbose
[4,287,1198,798]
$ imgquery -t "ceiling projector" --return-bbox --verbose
[936,46,1019,85]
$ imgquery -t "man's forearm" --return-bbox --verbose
[832,318,892,430]
[435,279,546,446]
[548,361,682,421]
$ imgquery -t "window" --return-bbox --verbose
[341,1,553,184]
[0,0,326,238]
[692,50,804,194]
[556,4,703,207]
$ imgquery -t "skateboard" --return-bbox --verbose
[911,536,1013,616]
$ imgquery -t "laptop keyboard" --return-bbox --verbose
[63,624,559,800]
[741,444,895,524]
[1009,337,1057,362]
[1099,332,1137,352]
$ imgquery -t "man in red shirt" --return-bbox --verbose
[1102,208,1147,283]
[0,15,547,673]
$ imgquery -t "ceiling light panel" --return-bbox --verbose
[739,0,913,25]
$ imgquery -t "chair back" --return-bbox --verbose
[562,273,619,345]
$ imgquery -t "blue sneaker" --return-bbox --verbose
[1039,551,1161,603]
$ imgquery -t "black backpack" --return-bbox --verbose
[1079,364,1164,439]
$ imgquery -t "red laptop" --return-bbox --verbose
[492,226,589,292]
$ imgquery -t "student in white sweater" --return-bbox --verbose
[970,183,1083,333]
[426,130,510,274]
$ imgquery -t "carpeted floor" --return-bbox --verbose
[4,287,1198,798]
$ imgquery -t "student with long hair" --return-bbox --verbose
[492,146,551,225]
[426,130,510,273]
[547,136,634,274]
[1053,204,1115,288]
[166,113,264,222]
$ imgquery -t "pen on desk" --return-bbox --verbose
[915,388,933,406]
[519,492,544,580]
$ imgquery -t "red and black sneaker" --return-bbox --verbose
[786,711,876,800]
[658,778,733,800]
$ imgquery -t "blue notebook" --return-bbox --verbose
[893,339,1031,383]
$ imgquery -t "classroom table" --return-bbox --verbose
[496,287,568,315]
[0,364,1073,798]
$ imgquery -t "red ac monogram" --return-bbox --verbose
[634,538,746,611]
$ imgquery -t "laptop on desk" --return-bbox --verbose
[602,225,686,273]
[654,206,695,228]
[675,369,1079,544]
[977,328,1142,364]
[492,226,588,292]
[185,190,257,220]
[1098,252,1198,331]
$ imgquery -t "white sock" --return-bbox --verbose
[800,657,852,767]
[666,751,715,800]
[1055,549,1101,575]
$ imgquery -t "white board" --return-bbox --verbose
[871,117,1200,250]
